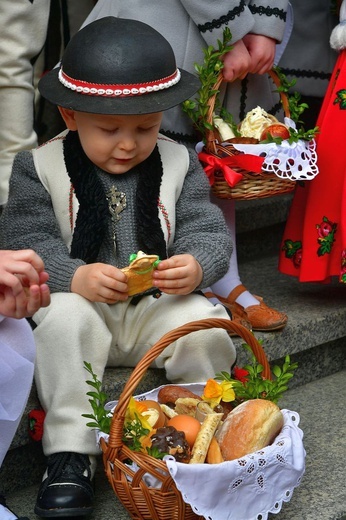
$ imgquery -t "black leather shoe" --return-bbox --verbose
[34,452,94,518]
[0,493,31,519]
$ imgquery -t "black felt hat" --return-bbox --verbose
[39,17,199,115]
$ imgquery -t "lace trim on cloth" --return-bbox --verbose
[198,0,246,33]
[231,118,319,181]
[97,383,305,520]
[249,4,286,21]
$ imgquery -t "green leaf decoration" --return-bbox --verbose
[215,341,298,405]
[333,89,346,109]
[182,27,318,142]
[82,361,111,434]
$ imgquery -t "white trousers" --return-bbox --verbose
[33,292,236,456]
[0,317,35,467]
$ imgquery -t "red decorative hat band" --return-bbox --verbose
[58,68,181,97]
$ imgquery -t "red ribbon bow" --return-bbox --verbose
[198,151,264,187]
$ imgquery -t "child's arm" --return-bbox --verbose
[0,249,50,318]
[162,150,233,292]
[182,0,286,82]
[222,35,276,82]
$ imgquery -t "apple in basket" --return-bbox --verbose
[260,123,290,141]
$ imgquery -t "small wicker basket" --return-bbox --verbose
[100,318,272,520]
[201,69,296,200]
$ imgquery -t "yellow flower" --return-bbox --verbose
[202,379,235,408]
[220,381,236,402]
[125,397,152,431]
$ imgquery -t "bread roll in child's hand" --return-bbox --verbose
[121,251,160,297]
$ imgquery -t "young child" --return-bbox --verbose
[0,249,50,520]
[82,0,289,332]
[0,18,236,518]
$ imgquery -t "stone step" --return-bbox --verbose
[235,192,292,234]
[228,193,293,262]
[4,370,346,520]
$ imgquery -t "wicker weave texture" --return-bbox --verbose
[204,69,296,200]
[101,318,272,520]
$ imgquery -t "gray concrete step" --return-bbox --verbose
[4,370,346,520]
[228,193,293,262]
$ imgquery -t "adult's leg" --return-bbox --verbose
[0,0,51,205]
[0,318,34,520]
[0,317,35,466]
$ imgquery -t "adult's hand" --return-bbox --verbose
[0,249,50,318]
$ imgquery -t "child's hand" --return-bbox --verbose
[152,254,203,295]
[0,249,51,318]
[70,263,129,303]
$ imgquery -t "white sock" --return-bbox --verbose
[0,503,17,520]
[209,197,259,308]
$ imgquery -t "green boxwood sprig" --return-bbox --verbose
[215,342,298,405]
[182,27,319,143]
[82,361,111,434]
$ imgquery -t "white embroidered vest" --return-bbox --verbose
[32,131,189,251]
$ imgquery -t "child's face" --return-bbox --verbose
[59,108,163,174]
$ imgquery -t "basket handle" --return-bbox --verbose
[205,68,291,154]
[106,318,271,452]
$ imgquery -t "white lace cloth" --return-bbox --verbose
[99,384,305,520]
[165,409,305,520]
[230,118,319,181]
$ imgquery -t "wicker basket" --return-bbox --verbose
[100,318,272,520]
[202,69,296,200]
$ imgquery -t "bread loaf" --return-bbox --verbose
[206,437,224,464]
[216,399,284,461]
[121,251,160,296]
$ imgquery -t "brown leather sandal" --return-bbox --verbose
[217,284,288,332]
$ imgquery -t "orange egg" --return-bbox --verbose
[167,414,201,448]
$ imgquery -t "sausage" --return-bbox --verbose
[157,385,202,406]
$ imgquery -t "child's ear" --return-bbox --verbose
[58,106,78,130]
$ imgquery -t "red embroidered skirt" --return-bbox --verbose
[279,50,346,284]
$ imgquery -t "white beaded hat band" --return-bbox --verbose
[39,17,199,115]
[58,68,181,98]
